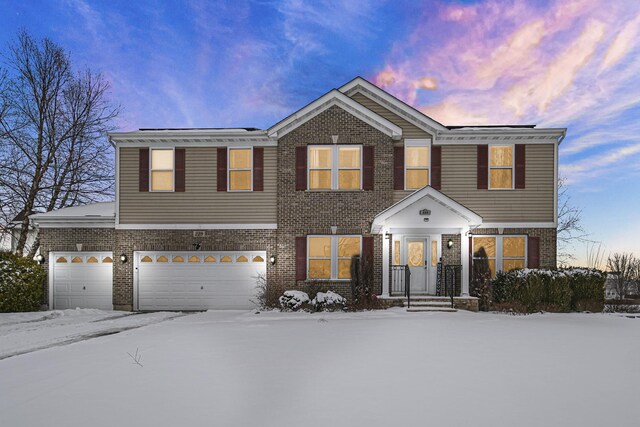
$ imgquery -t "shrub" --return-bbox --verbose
[311,291,346,312]
[349,254,381,310]
[253,273,286,309]
[279,290,310,311]
[490,268,604,313]
[0,252,45,312]
[471,247,492,311]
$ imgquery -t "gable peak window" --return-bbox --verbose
[404,140,430,190]
[151,148,174,191]
[489,145,514,189]
[228,147,253,191]
[308,145,362,190]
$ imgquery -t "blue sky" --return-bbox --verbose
[1,0,639,264]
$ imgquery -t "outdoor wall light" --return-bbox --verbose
[35,254,45,264]
[447,239,454,249]
[119,253,128,263]
[269,255,276,266]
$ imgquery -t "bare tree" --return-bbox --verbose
[0,31,119,256]
[606,253,639,299]
[557,177,591,264]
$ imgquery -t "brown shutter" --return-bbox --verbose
[175,148,185,192]
[477,145,488,189]
[431,145,442,190]
[253,147,264,191]
[362,236,374,260]
[139,148,149,192]
[514,144,526,189]
[363,146,374,190]
[217,148,227,191]
[528,236,540,268]
[295,236,307,281]
[393,146,404,190]
[295,146,307,191]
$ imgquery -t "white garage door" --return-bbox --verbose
[135,251,267,310]
[51,252,114,310]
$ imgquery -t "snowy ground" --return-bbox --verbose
[1,309,638,427]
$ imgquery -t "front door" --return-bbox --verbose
[406,238,428,294]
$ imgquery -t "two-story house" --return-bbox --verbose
[31,77,564,312]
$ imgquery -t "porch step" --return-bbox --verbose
[406,306,457,313]
[405,301,452,307]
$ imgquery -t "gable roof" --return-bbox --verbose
[267,89,402,140]
[371,186,482,233]
[339,76,448,135]
[30,202,115,228]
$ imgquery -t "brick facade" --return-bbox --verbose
[275,105,395,296]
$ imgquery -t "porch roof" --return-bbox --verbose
[371,186,482,233]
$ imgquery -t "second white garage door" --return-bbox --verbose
[135,251,267,310]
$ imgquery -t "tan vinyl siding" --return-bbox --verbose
[440,144,555,222]
[350,93,431,140]
[119,147,277,224]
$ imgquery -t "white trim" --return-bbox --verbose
[488,143,515,190]
[111,140,277,147]
[404,139,431,191]
[339,77,446,134]
[306,235,362,280]
[227,146,253,192]
[115,223,277,230]
[553,140,559,226]
[115,144,120,225]
[268,89,402,140]
[34,221,115,229]
[479,222,556,229]
[48,252,54,309]
[149,147,175,192]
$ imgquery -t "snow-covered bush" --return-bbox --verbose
[311,291,346,311]
[0,252,45,312]
[491,268,605,313]
[279,290,310,311]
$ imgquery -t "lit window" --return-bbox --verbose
[56,257,67,263]
[157,256,168,263]
[228,148,252,191]
[172,256,184,262]
[72,256,83,263]
[87,256,98,263]
[489,145,513,189]
[393,240,400,265]
[308,145,362,190]
[252,255,264,262]
[237,255,248,262]
[221,256,232,262]
[141,256,153,263]
[472,235,527,278]
[189,256,200,263]
[431,240,438,267]
[307,235,361,280]
[151,149,174,191]
[204,256,216,263]
[102,256,113,263]
[405,142,429,190]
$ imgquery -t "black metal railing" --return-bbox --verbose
[391,264,411,306]
[443,265,462,308]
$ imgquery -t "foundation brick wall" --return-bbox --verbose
[275,105,395,296]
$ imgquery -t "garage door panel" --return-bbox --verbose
[136,251,266,310]
[52,252,113,310]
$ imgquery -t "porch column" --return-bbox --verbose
[381,230,390,297]
[461,228,470,296]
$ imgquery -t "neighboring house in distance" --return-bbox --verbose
[31,77,565,312]
[1,210,38,255]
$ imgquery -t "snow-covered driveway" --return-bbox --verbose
[1,309,638,427]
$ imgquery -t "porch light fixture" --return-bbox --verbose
[447,239,454,249]
[269,255,276,265]
[119,253,128,263]
[35,254,45,264]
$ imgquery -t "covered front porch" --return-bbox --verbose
[372,186,483,300]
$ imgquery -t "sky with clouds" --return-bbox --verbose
[1,0,639,263]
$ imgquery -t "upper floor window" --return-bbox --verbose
[472,235,526,278]
[405,140,429,190]
[308,145,361,190]
[307,235,361,279]
[151,149,174,191]
[489,145,513,189]
[228,148,252,191]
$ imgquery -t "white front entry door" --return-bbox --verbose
[406,238,428,294]
[135,251,267,311]
[51,252,114,310]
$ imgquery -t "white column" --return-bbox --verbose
[461,228,470,296]
[382,230,390,297]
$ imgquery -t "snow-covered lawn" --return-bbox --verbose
[1,309,638,427]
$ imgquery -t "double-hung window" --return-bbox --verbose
[228,148,252,191]
[307,235,361,279]
[489,145,514,189]
[150,149,174,191]
[405,140,429,190]
[308,145,362,190]
[472,235,527,278]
